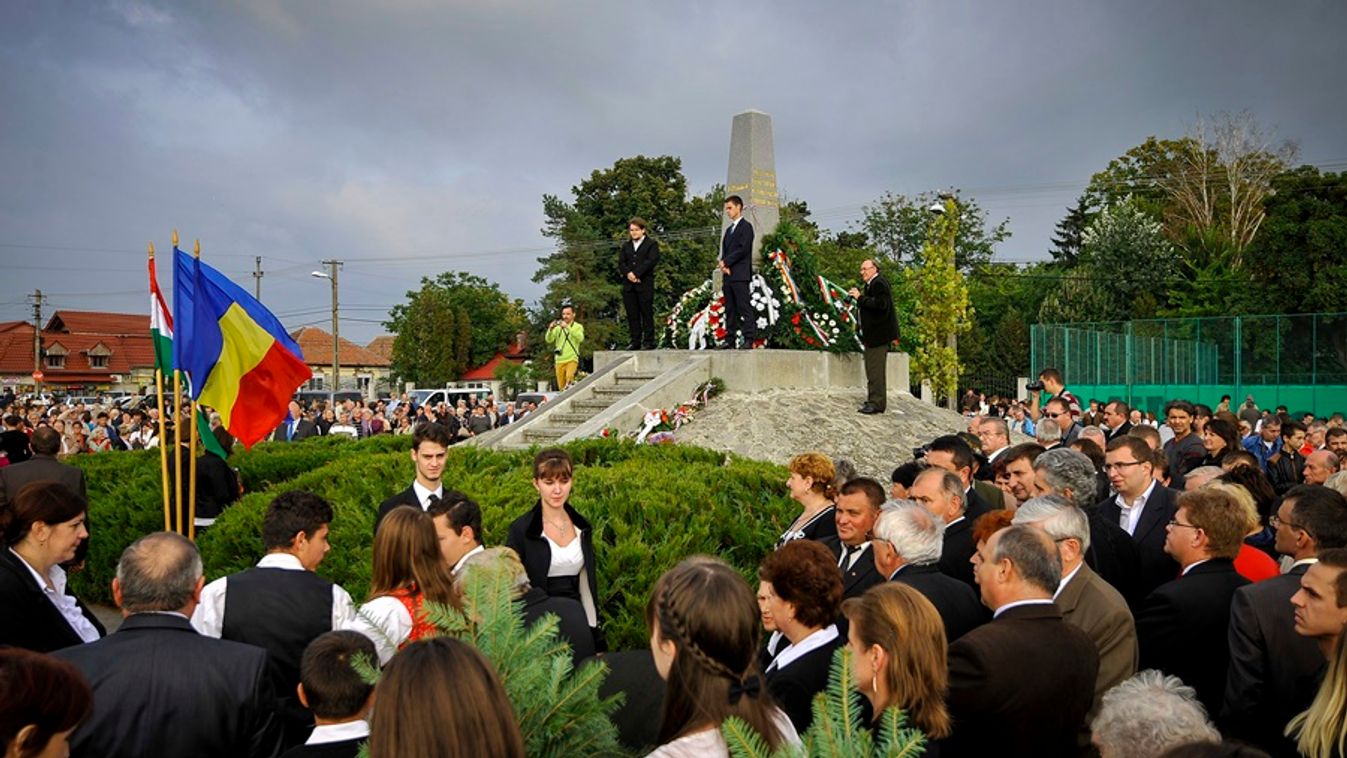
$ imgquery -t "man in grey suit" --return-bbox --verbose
[1013,495,1138,752]
[1222,485,1347,757]
[0,426,85,509]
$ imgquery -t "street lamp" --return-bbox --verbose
[311,261,343,409]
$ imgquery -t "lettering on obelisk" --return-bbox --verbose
[721,109,780,276]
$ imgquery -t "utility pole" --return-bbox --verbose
[29,290,45,394]
[313,261,343,408]
[252,256,264,300]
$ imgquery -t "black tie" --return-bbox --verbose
[838,545,852,569]
[425,493,440,511]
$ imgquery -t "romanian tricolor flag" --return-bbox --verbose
[172,247,311,448]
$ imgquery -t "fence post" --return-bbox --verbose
[1233,316,1242,404]
[1125,321,1134,406]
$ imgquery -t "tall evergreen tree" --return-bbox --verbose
[1048,197,1093,266]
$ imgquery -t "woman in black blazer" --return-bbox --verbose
[505,448,604,651]
[0,481,105,652]
[756,539,844,734]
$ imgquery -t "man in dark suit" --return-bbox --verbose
[373,422,451,533]
[619,216,661,350]
[0,426,84,508]
[847,259,898,414]
[1101,436,1181,600]
[923,434,1005,519]
[55,531,284,758]
[1222,485,1347,757]
[944,525,1098,756]
[1103,400,1134,442]
[871,502,987,641]
[819,478,886,601]
[911,467,978,588]
[272,402,319,442]
[1135,488,1250,717]
[1033,447,1144,605]
[1012,495,1138,751]
[718,194,756,348]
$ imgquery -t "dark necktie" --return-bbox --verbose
[425,492,440,511]
[838,544,852,569]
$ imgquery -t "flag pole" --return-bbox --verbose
[171,230,184,535]
[151,242,171,532]
[188,239,201,541]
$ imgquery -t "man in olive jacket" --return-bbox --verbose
[849,259,899,414]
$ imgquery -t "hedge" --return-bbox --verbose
[69,437,797,651]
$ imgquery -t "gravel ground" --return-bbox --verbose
[674,388,977,480]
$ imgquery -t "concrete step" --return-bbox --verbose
[573,399,613,411]
[615,371,660,382]
[522,427,567,443]
[551,411,597,425]
[591,386,634,397]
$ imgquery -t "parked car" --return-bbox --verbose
[514,391,557,408]
[408,387,492,409]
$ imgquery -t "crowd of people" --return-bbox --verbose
[3,371,1347,757]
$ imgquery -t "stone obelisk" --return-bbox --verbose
[722,109,779,272]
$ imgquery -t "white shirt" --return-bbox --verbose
[993,598,1055,618]
[837,541,870,571]
[1115,479,1158,536]
[545,530,585,577]
[305,720,370,746]
[1054,563,1084,601]
[452,544,486,575]
[191,553,356,637]
[10,548,101,643]
[765,624,839,673]
[645,708,800,758]
[412,480,444,510]
[347,596,413,665]
[631,236,643,252]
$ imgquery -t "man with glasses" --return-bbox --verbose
[1135,487,1250,718]
[1043,397,1083,446]
[1223,485,1347,756]
[1163,400,1206,488]
[1100,436,1180,599]
[618,217,660,351]
[848,258,898,414]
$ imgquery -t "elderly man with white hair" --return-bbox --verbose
[1091,670,1220,758]
[871,501,987,641]
[1013,495,1138,751]
[1033,448,1142,605]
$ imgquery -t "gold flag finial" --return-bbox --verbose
[172,229,179,246]
[148,242,155,259]
[193,239,201,258]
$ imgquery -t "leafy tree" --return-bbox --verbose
[910,197,969,403]
[384,272,527,384]
[960,263,1049,385]
[1048,197,1094,267]
[857,190,1009,271]
[1038,199,1177,323]
[535,155,723,353]
[1243,166,1347,315]
[493,360,538,400]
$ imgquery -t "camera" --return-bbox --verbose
[1026,380,1045,392]
[912,445,929,460]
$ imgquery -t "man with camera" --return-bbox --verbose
[546,305,585,391]
[1027,368,1081,424]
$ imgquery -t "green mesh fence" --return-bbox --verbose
[1031,314,1347,416]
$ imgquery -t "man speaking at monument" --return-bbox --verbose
[719,195,756,348]
[849,259,898,414]
[619,217,660,350]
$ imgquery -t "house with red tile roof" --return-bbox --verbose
[290,326,392,397]
[0,311,157,395]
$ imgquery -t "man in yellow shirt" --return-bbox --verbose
[546,305,585,390]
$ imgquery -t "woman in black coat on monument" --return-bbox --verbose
[0,481,105,652]
[505,447,604,652]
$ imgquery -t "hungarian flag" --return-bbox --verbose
[172,246,311,448]
[149,255,229,459]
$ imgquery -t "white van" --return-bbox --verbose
[409,387,493,409]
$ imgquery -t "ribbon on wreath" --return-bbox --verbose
[769,250,802,304]
[636,408,664,444]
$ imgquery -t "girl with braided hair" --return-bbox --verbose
[645,556,800,757]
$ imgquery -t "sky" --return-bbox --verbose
[3,0,1345,344]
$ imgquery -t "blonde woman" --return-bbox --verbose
[777,452,838,547]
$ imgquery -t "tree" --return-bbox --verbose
[1048,197,1093,267]
[1244,166,1347,315]
[858,190,1009,271]
[535,156,723,353]
[385,272,527,385]
[910,197,970,403]
[1038,199,1177,323]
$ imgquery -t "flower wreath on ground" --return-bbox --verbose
[659,222,863,353]
[597,378,725,443]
